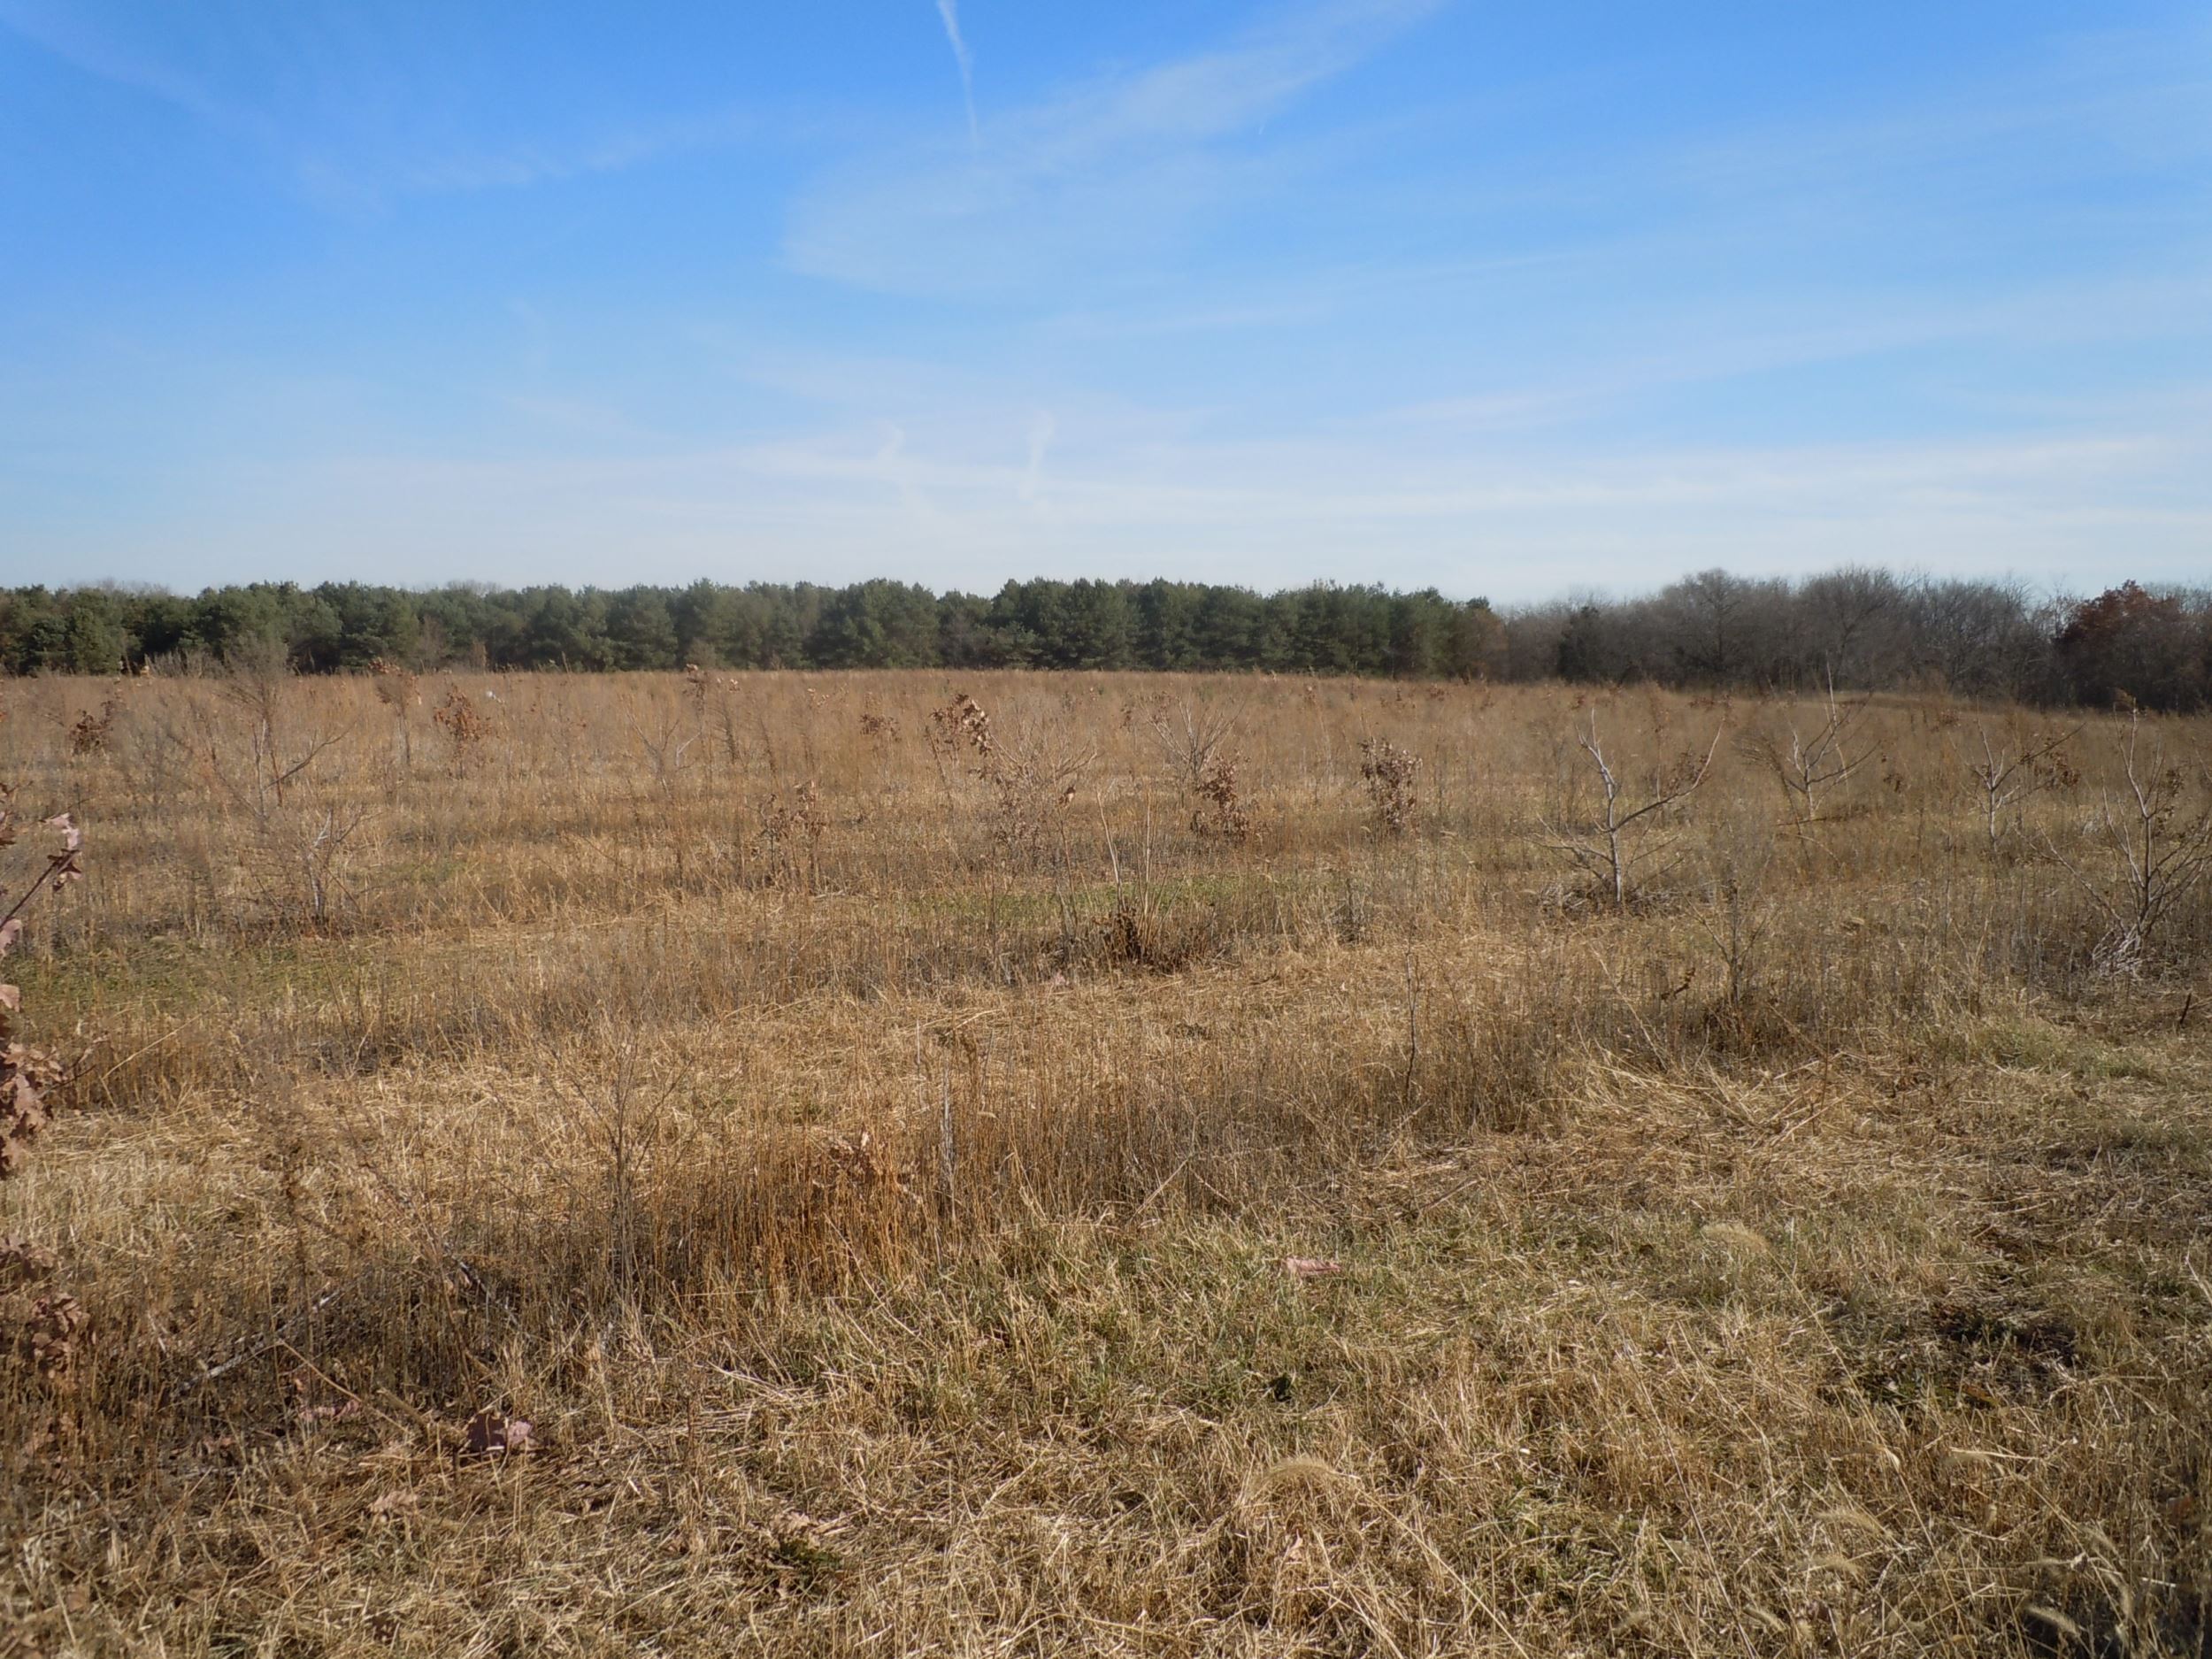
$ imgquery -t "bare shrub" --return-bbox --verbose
[1962,719,2078,852]
[930,691,1093,861]
[549,1039,683,1297]
[6,1280,88,1393]
[1357,739,1420,835]
[682,661,711,716]
[0,1003,65,1182]
[1,808,88,1402]
[367,658,419,708]
[2041,714,2212,972]
[674,665,752,767]
[1739,680,1872,823]
[369,658,420,766]
[67,690,120,757]
[182,672,373,931]
[0,806,82,1180]
[1191,752,1254,842]
[431,686,491,773]
[928,692,995,764]
[1151,700,1252,841]
[1696,813,1777,1012]
[747,780,828,891]
[1541,714,1721,910]
[631,709,697,788]
[1148,698,1237,789]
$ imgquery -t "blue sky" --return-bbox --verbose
[2,0,2208,600]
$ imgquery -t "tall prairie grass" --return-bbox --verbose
[1,668,2207,1655]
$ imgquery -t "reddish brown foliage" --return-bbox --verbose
[2056,583,2209,712]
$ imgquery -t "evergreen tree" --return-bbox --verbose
[606,588,680,670]
[58,591,127,673]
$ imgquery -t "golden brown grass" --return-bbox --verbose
[2,667,2208,1655]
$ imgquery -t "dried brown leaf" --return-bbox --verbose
[0,1237,58,1290]
[460,1408,537,1459]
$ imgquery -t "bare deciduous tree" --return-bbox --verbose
[1740,681,1872,824]
[2042,714,2212,972]
[1961,720,2078,852]
[1147,697,1243,794]
[1542,714,1723,910]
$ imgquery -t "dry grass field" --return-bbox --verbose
[3,665,2209,1656]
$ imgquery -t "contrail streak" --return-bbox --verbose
[933,0,978,146]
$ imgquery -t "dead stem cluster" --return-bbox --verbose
[0,668,2208,1656]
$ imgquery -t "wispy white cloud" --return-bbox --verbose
[0,0,762,206]
[0,0,269,141]
[40,388,2210,599]
[1352,266,2212,440]
[1020,411,1056,503]
[374,108,761,199]
[787,0,1448,298]
[933,0,978,148]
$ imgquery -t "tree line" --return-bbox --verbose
[4,568,2208,710]
[0,578,1504,682]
